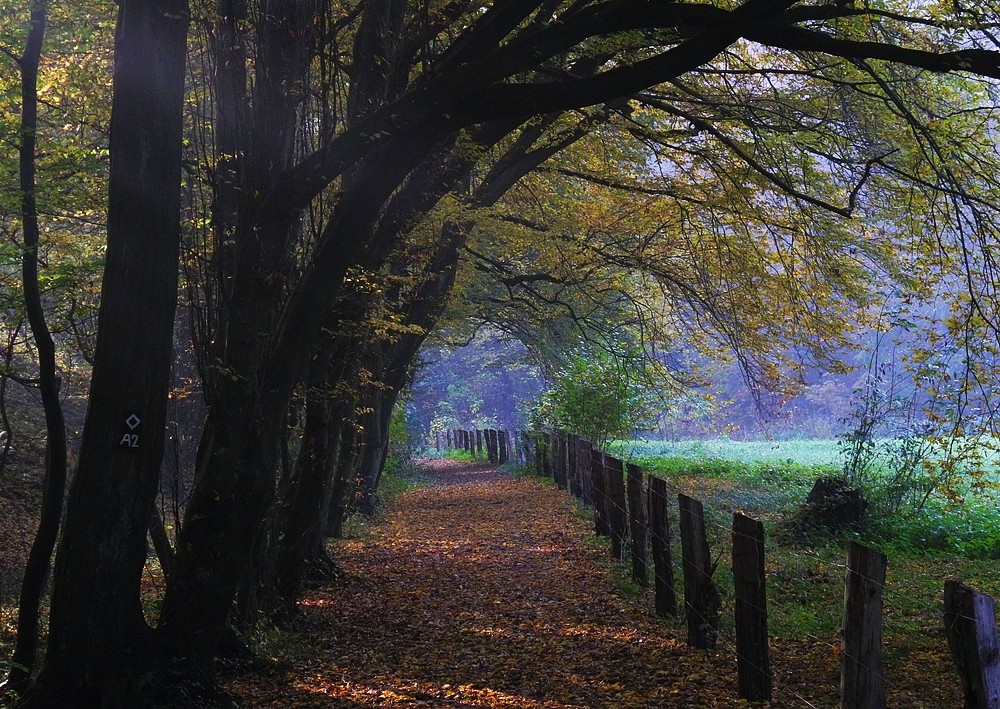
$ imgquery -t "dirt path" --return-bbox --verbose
[228,461,829,707]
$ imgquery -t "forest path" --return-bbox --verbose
[228,460,797,707]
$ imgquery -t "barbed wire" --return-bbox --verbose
[508,430,997,707]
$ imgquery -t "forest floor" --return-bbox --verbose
[224,459,963,708]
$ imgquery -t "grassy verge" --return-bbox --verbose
[500,438,994,684]
[604,443,1000,676]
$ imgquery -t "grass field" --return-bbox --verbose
[608,437,843,468]
[606,436,1000,559]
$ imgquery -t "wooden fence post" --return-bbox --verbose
[522,430,532,464]
[944,578,1000,708]
[498,430,508,464]
[559,431,573,492]
[841,541,887,709]
[576,437,593,505]
[647,476,676,616]
[553,432,568,490]
[567,434,580,499]
[488,429,498,464]
[733,512,771,701]
[604,456,628,562]
[626,463,648,586]
[591,448,609,537]
[678,493,719,649]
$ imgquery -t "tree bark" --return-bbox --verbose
[273,341,349,609]
[22,1,189,704]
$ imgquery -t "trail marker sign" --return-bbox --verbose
[119,410,142,451]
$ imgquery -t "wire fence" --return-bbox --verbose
[449,428,1000,709]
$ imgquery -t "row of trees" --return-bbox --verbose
[2,1,1000,706]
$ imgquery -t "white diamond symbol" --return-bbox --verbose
[126,414,141,430]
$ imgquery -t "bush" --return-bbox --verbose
[531,348,653,448]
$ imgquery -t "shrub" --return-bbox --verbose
[532,348,653,447]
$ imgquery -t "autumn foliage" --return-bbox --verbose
[222,459,971,707]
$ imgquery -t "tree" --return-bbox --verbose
[2,0,68,694]
[0,0,110,693]
[20,0,189,705]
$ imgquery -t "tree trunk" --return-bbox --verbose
[157,389,285,684]
[22,1,189,704]
[5,0,68,693]
[273,344,348,609]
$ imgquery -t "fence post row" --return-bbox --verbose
[732,512,771,701]
[943,578,1000,709]
[434,428,527,463]
[840,541,887,709]
[678,492,720,650]
[518,430,1000,708]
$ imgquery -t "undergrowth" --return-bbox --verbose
[623,450,1000,560]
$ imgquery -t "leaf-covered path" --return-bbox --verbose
[229,461,833,707]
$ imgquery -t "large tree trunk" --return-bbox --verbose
[155,0,325,678]
[272,340,351,610]
[156,385,284,683]
[157,115,453,685]
[20,1,189,705]
[353,390,393,517]
[326,418,359,539]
